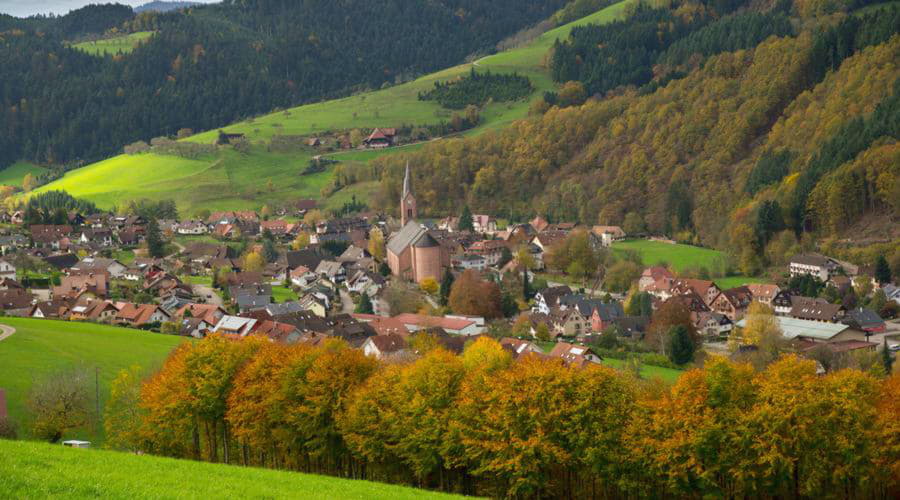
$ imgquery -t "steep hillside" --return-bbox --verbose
[31,1,636,214]
[0,0,568,168]
[362,0,899,267]
[0,440,460,499]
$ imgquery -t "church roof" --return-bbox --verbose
[413,232,439,248]
[387,221,428,255]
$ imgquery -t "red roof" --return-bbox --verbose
[394,313,474,332]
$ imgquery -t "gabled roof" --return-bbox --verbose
[736,316,852,340]
[386,221,429,255]
[366,334,407,353]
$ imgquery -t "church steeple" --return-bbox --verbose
[400,162,417,226]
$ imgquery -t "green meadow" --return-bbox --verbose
[32,147,331,213]
[29,1,635,215]
[0,440,462,500]
[72,31,154,56]
[0,318,186,442]
[0,161,48,187]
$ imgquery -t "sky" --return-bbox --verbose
[0,1,218,18]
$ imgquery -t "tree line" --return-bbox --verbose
[99,334,900,498]
[418,69,533,109]
[0,0,568,169]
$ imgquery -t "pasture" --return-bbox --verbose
[0,318,186,442]
[72,31,154,56]
[0,161,48,187]
[0,440,461,499]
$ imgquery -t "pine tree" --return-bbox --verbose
[355,293,374,314]
[875,255,892,284]
[667,325,695,365]
[146,218,165,258]
[439,270,454,306]
[458,205,474,232]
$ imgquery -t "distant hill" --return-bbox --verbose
[0,0,568,169]
[134,1,203,13]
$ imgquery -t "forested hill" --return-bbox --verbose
[368,0,899,272]
[0,0,568,169]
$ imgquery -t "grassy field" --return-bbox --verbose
[29,1,634,215]
[611,239,769,288]
[534,341,682,382]
[272,286,298,303]
[0,440,461,500]
[32,147,331,213]
[0,161,48,187]
[0,318,186,442]
[72,31,154,56]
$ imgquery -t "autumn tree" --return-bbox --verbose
[448,269,502,318]
[419,277,439,295]
[647,300,697,353]
[22,173,37,192]
[105,365,146,451]
[242,251,265,272]
[367,227,385,261]
[291,232,311,251]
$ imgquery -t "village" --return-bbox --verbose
[0,163,895,373]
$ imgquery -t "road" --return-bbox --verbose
[194,284,224,307]
[0,323,15,342]
[339,289,355,314]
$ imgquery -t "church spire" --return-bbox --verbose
[402,161,411,199]
[400,161,417,226]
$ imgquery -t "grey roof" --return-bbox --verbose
[791,254,838,268]
[413,232,439,248]
[736,316,851,341]
[387,221,429,255]
[266,301,306,317]
[842,308,884,328]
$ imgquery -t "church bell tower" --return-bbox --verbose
[400,162,417,226]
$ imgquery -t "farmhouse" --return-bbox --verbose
[736,315,869,344]
[362,128,396,148]
[361,334,408,359]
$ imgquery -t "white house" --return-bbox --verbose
[452,254,487,271]
[789,254,840,282]
[176,220,209,235]
[0,259,16,280]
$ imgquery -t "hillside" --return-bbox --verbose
[71,31,154,56]
[31,1,636,214]
[0,440,461,499]
[362,0,899,268]
[0,0,569,169]
[0,318,187,442]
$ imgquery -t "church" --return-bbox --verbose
[386,164,449,283]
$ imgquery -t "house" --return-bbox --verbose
[70,257,126,278]
[361,334,408,359]
[29,298,71,319]
[290,266,317,288]
[346,268,385,295]
[472,215,497,234]
[883,284,900,305]
[735,316,868,344]
[841,308,885,334]
[362,128,396,148]
[709,286,753,320]
[394,313,479,336]
[232,285,272,312]
[548,342,602,367]
[116,303,170,327]
[177,317,214,338]
[314,260,345,282]
[532,286,573,315]
[69,300,118,322]
[530,231,567,254]
[697,312,733,338]
[772,291,799,315]
[174,303,227,326]
[613,316,649,338]
[30,225,72,249]
[387,166,449,283]
[546,307,591,338]
[591,225,626,247]
[53,273,108,299]
[265,301,307,318]
[789,301,844,323]
[639,266,673,292]
[747,283,780,306]
[499,337,543,359]
[466,240,508,266]
[529,216,550,233]
[212,315,257,336]
[452,254,487,271]
[671,279,721,306]
[253,320,302,344]
[42,253,79,271]
[0,259,15,280]
[176,220,209,235]
[789,254,840,282]
[78,228,113,247]
[298,293,328,317]
[352,313,410,336]
[0,288,34,315]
